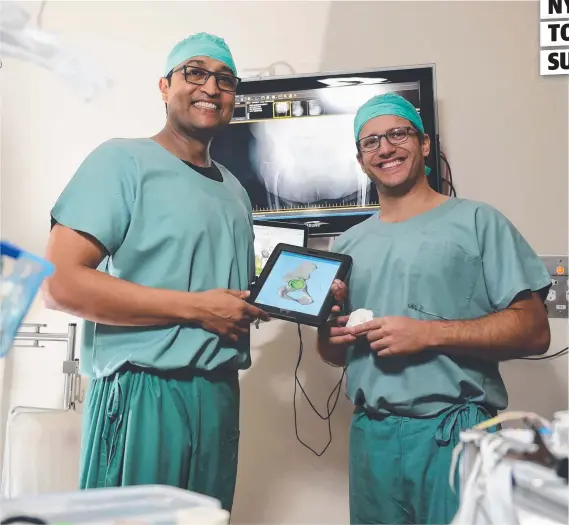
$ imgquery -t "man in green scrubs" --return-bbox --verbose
[44,32,268,512]
[318,93,552,524]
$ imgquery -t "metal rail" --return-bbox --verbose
[12,323,81,410]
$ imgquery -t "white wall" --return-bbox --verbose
[1,1,567,523]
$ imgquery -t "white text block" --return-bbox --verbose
[541,20,569,46]
[540,49,569,74]
[541,0,569,19]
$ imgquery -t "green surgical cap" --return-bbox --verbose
[354,93,430,175]
[354,93,424,142]
[164,32,237,77]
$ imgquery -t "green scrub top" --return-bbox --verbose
[332,198,551,418]
[51,138,255,379]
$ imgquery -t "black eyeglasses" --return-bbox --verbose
[357,127,418,153]
[170,65,241,93]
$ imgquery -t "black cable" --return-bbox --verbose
[439,152,449,195]
[440,152,457,197]
[517,347,568,361]
[440,152,453,191]
[290,323,564,458]
[1,517,47,525]
[440,153,455,196]
[293,324,345,456]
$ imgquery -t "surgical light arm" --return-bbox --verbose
[0,1,112,101]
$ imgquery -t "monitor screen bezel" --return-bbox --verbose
[215,63,441,237]
[253,219,309,248]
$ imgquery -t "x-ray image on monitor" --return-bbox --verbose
[274,101,291,118]
[248,115,370,212]
[210,65,440,235]
[308,100,323,116]
[291,100,305,117]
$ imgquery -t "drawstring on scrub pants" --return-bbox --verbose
[435,401,493,446]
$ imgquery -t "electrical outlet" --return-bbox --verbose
[540,255,568,319]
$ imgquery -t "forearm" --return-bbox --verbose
[44,266,203,327]
[426,306,550,361]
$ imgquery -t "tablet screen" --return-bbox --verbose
[254,250,342,316]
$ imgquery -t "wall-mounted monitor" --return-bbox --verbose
[252,219,308,278]
[211,64,441,237]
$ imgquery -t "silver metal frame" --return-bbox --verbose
[12,323,81,410]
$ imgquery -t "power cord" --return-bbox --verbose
[440,151,457,197]
[290,310,565,456]
[517,346,568,360]
[293,324,345,456]
[1,517,46,525]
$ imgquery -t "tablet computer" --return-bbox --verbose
[249,243,353,327]
[253,220,308,278]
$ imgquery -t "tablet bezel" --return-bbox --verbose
[249,243,353,327]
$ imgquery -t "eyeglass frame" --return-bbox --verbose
[167,64,241,93]
[357,126,422,153]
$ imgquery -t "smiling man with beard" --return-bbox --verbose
[316,93,551,524]
[44,33,268,512]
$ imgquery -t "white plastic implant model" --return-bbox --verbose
[346,308,374,327]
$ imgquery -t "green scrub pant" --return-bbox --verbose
[79,364,240,512]
[349,402,497,525]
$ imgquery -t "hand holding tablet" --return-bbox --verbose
[248,243,353,327]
